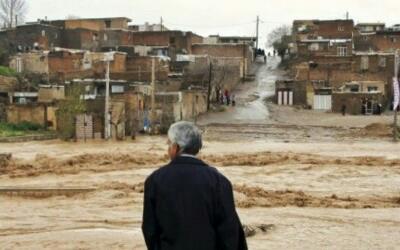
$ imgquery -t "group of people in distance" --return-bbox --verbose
[218,89,236,107]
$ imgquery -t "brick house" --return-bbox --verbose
[292,19,354,58]
[354,30,400,52]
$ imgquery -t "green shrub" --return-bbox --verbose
[0,66,17,77]
[0,121,43,137]
[10,121,43,131]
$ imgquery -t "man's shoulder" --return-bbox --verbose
[145,163,170,183]
[145,158,225,182]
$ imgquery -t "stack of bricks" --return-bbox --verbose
[75,114,94,140]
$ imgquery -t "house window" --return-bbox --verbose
[41,30,46,37]
[105,20,111,29]
[368,86,378,92]
[93,33,98,41]
[111,85,124,93]
[104,33,108,41]
[350,85,360,92]
[338,26,345,31]
[361,56,369,70]
[169,37,176,44]
[379,57,387,67]
[309,43,319,51]
[18,97,27,104]
[390,37,397,43]
[337,46,347,56]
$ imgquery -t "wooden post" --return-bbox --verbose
[150,57,156,131]
[104,60,110,140]
[394,50,399,142]
[207,58,212,111]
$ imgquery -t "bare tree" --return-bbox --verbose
[267,25,291,48]
[0,0,27,28]
[267,25,292,59]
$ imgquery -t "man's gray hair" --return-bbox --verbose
[168,121,203,155]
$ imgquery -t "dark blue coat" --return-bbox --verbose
[142,156,247,250]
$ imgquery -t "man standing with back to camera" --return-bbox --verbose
[142,121,247,250]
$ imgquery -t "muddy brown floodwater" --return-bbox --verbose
[1,136,400,250]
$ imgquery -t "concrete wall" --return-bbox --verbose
[10,53,49,74]
[180,91,208,121]
[332,92,383,115]
[155,90,207,125]
[124,92,145,135]
[275,81,307,106]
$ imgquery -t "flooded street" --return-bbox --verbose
[198,57,284,125]
[1,57,400,250]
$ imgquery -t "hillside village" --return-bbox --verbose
[0,17,259,140]
[279,20,399,115]
[0,17,399,140]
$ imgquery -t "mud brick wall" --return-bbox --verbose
[192,44,251,59]
[6,104,46,126]
[315,20,354,39]
[128,31,202,54]
[61,29,100,51]
[0,24,62,55]
[112,56,169,81]
[373,32,400,52]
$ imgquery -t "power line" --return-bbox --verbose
[163,21,256,29]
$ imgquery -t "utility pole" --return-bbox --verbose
[160,17,163,31]
[207,57,212,111]
[150,57,156,131]
[104,59,110,140]
[394,50,399,142]
[346,12,349,20]
[104,52,114,140]
[256,15,260,51]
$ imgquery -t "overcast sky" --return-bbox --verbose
[26,0,400,48]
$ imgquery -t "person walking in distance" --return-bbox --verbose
[142,121,248,250]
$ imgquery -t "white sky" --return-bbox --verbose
[26,0,400,48]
